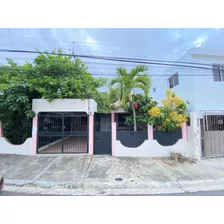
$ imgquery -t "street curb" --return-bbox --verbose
[3,178,224,195]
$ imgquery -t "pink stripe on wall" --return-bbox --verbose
[181,122,187,140]
[88,114,94,155]
[32,116,38,155]
[0,122,3,137]
[112,122,116,156]
[147,124,153,140]
[111,112,115,123]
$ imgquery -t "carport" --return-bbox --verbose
[32,99,97,155]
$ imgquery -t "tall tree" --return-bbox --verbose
[110,65,151,131]
[0,50,107,144]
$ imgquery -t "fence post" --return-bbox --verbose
[32,115,38,155]
[88,114,94,155]
[0,122,3,137]
[112,122,117,156]
[190,112,201,160]
[147,124,153,140]
[111,112,115,123]
[181,122,187,140]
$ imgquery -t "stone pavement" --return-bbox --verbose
[1,154,224,195]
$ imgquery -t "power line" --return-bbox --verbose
[0,44,69,52]
[0,60,213,71]
[0,48,215,71]
[0,47,219,69]
[0,66,218,77]
[0,44,183,62]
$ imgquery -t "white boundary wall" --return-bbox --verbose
[114,112,201,159]
[0,137,32,155]
[115,139,193,157]
[0,99,97,155]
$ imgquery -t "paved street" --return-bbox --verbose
[1,190,224,196]
[2,154,224,195]
[154,190,224,196]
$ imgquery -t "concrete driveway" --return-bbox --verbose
[1,154,224,195]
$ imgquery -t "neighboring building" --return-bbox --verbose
[151,48,224,112]
[151,48,224,158]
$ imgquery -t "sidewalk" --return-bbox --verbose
[1,154,224,195]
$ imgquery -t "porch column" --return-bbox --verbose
[190,112,201,160]
[88,114,94,155]
[0,122,3,137]
[112,122,117,156]
[32,115,38,155]
[147,124,153,140]
[181,122,187,140]
[111,112,115,123]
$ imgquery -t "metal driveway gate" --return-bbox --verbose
[94,113,112,155]
[201,111,224,159]
[37,112,88,154]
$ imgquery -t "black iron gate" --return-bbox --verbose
[37,112,88,154]
[94,113,112,155]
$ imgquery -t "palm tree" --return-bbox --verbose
[110,65,151,131]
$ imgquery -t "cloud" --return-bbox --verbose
[85,35,99,52]
[174,30,181,40]
[193,34,208,47]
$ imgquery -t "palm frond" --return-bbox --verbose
[116,67,128,77]
[133,74,151,96]
[130,65,148,78]
[133,83,149,95]
[134,75,151,87]
[110,77,121,87]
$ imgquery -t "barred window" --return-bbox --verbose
[212,64,224,82]
[168,73,179,88]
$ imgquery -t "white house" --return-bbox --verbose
[151,48,224,112]
[151,48,224,159]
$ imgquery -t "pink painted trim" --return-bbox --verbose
[32,116,38,155]
[111,112,115,123]
[88,114,94,155]
[181,122,187,140]
[112,122,116,156]
[147,124,153,140]
[33,115,38,127]
[0,122,3,137]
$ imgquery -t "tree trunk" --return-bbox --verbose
[131,102,137,132]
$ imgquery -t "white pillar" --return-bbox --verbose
[190,112,201,160]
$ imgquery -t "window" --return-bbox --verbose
[212,64,224,82]
[168,73,179,88]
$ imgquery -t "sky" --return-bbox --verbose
[0,28,223,92]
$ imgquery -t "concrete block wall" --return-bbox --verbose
[112,112,201,159]
[0,108,201,159]
[0,99,97,156]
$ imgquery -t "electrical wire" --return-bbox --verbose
[0,47,221,69]
[0,48,215,69]
[0,66,219,77]
[0,60,213,71]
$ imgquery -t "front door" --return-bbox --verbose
[94,113,112,155]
